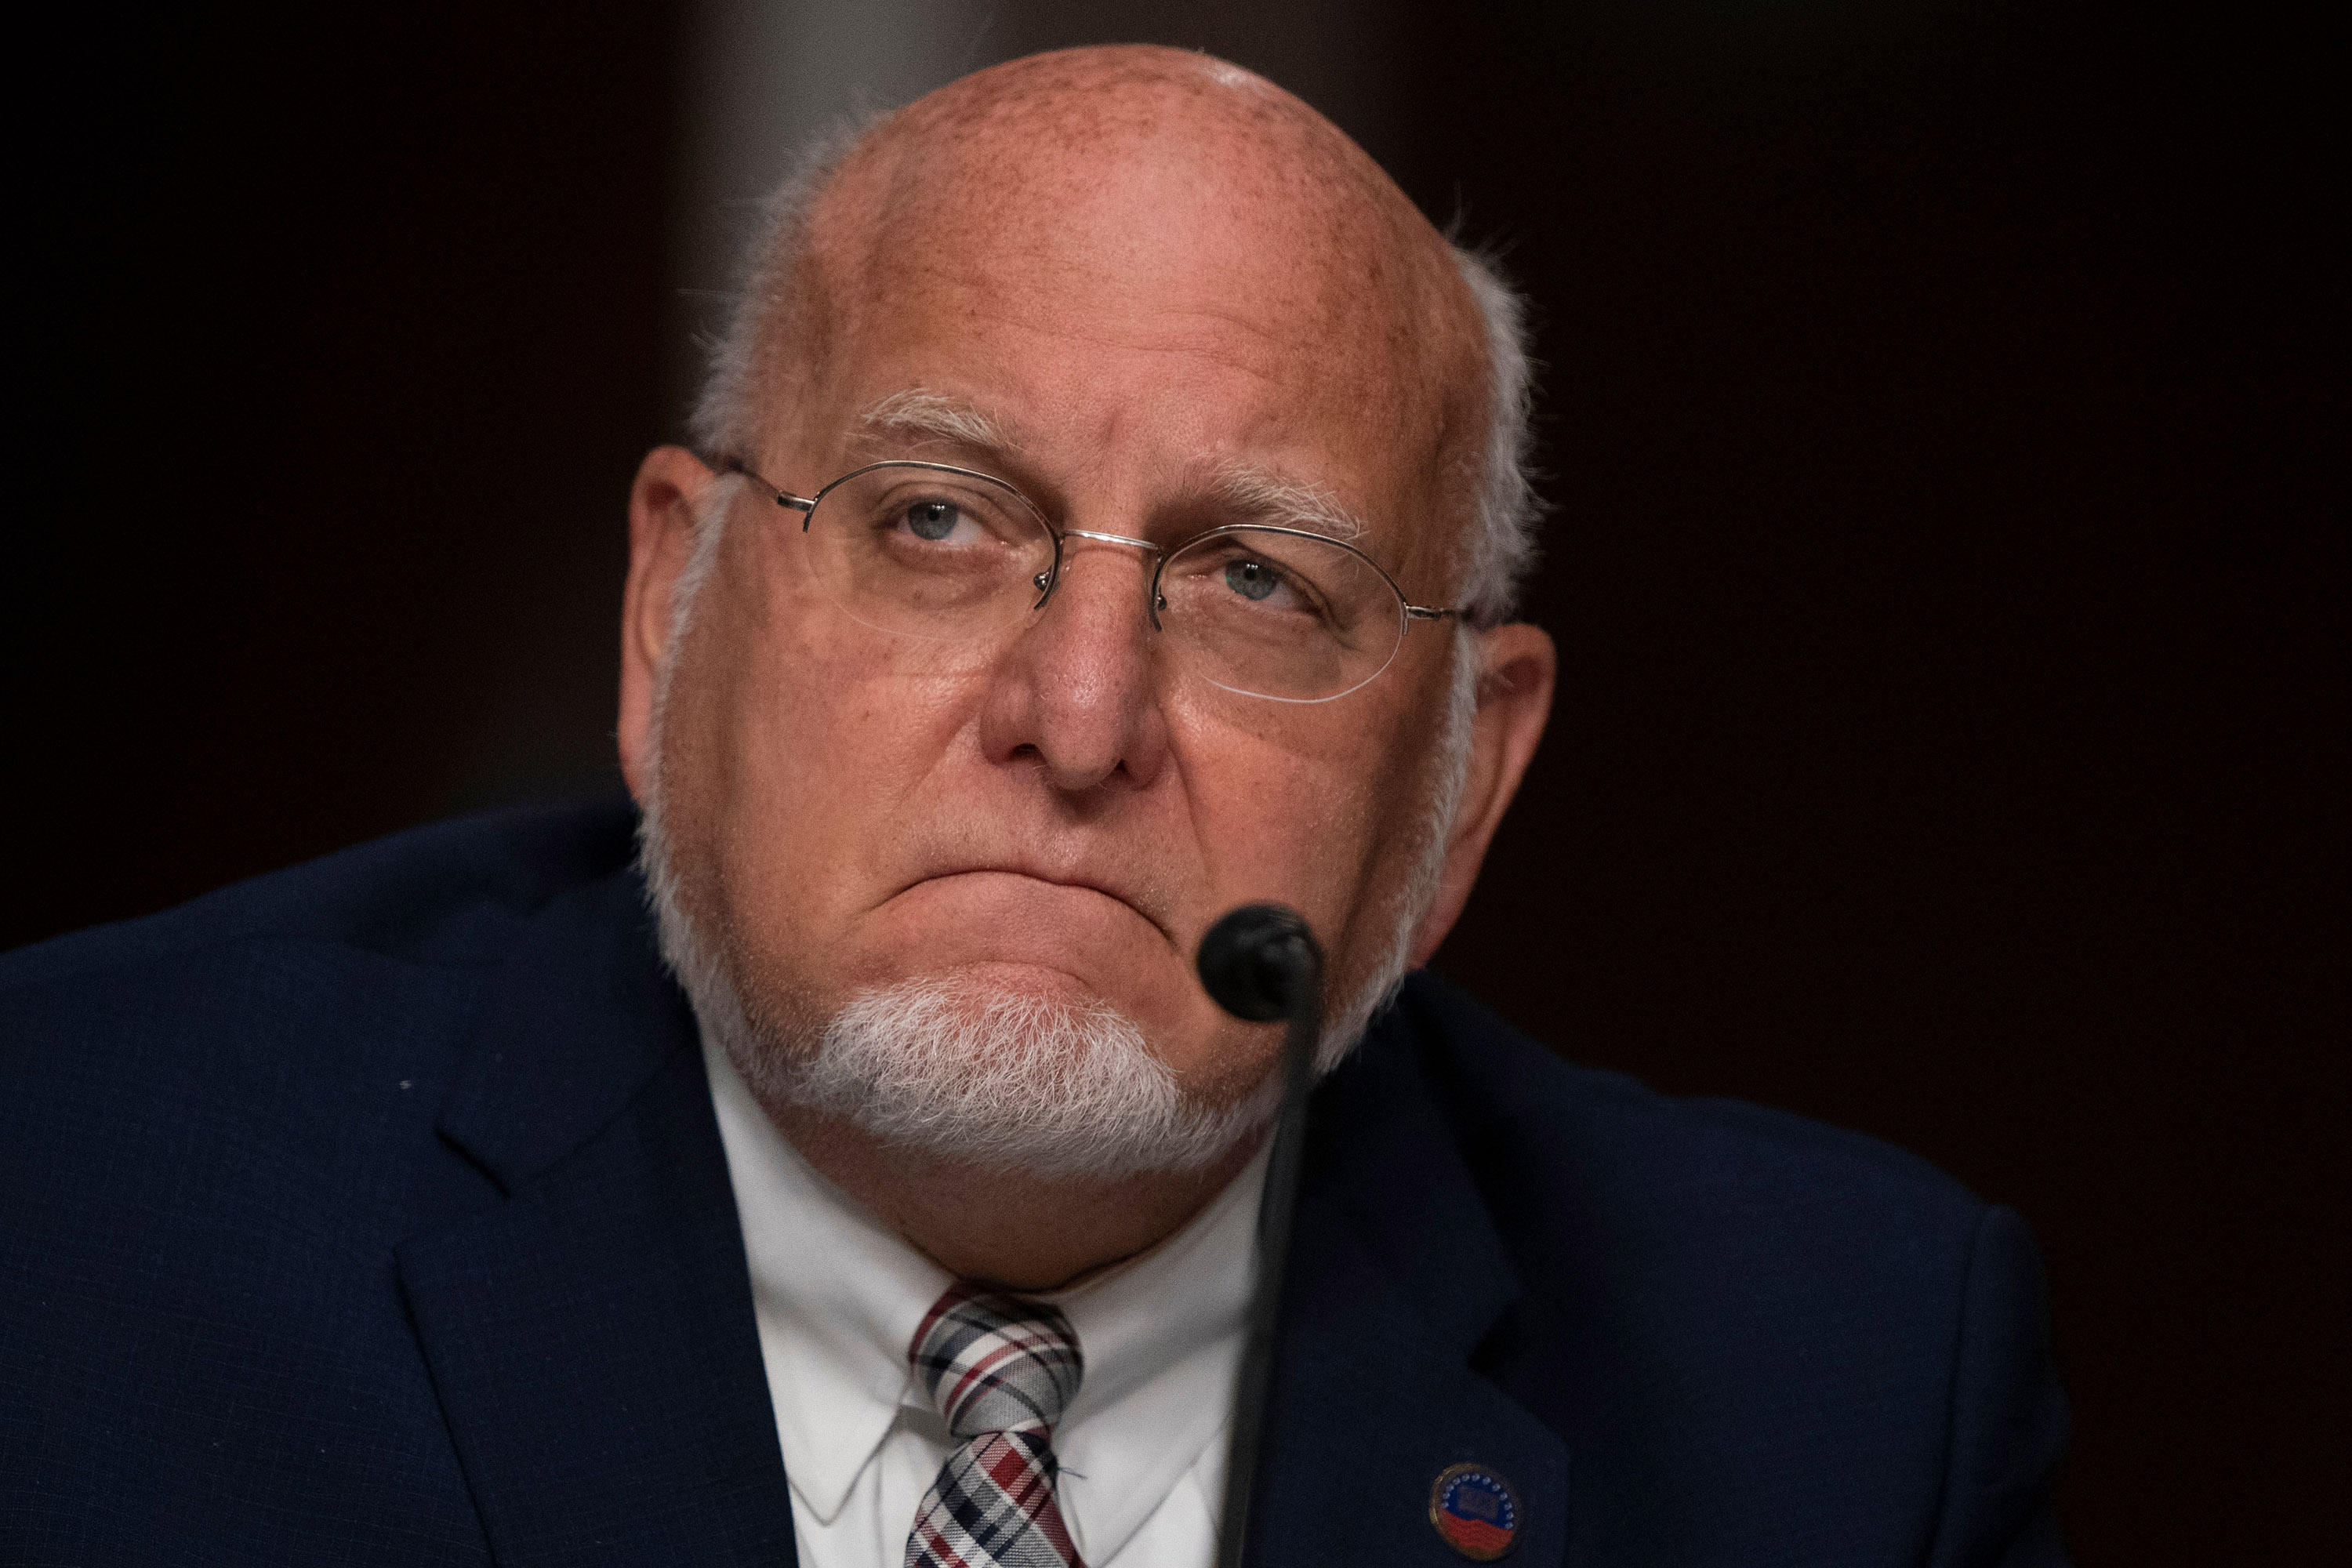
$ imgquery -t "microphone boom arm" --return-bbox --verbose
[1198,905,1324,1568]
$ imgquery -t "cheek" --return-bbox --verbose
[1171,687,1423,974]
[668,554,984,962]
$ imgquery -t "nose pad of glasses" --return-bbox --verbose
[1032,534,1169,627]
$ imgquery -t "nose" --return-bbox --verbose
[975,535,1171,794]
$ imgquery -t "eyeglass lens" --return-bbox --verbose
[798,463,1410,702]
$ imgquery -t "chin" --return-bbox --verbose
[643,793,1265,1178]
[832,909,1188,1047]
[900,958,1114,1009]
[771,967,1266,1179]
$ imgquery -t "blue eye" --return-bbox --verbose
[1224,560,1279,601]
[906,502,959,541]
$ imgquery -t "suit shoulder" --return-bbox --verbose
[1380,985,2062,1555]
[0,799,644,1258]
[0,793,642,992]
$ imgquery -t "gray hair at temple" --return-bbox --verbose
[688,116,1545,628]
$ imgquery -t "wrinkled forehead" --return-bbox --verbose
[781,56,1488,568]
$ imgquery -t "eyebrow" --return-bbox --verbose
[851,390,1371,543]
[856,389,1014,454]
[1203,462,1370,543]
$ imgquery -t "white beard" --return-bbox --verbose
[638,483,1477,1179]
[757,974,1274,1178]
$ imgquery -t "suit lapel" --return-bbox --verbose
[397,871,795,1566]
[390,867,1565,1565]
[1250,1002,1572,1565]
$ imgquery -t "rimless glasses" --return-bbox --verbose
[717,456,1462,704]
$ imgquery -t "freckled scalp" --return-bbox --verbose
[808,51,1482,467]
[850,51,1475,339]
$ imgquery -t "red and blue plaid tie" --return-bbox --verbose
[905,1283,1087,1568]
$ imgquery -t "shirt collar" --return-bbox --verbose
[702,1029,1263,1554]
[1044,1139,1262,1562]
[704,1031,948,1522]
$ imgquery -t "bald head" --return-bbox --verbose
[695,45,1538,619]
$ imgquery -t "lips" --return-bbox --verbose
[893,862,1174,943]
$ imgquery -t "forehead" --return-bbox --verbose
[783,79,1485,578]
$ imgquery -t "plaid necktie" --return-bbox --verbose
[905,1283,1087,1568]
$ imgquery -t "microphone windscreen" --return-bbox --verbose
[1196,904,1313,1022]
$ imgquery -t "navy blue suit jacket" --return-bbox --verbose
[2,800,2068,1565]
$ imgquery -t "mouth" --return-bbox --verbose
[889,866,1174,946]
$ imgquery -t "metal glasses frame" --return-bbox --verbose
[717,456,1464,638]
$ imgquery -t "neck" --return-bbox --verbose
[754,1097,1264,1292]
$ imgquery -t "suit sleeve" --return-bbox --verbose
[1924,1203,2073,1568]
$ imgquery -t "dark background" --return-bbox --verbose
[12,2,2337,1557]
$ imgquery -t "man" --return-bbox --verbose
[2,45,2067,1568]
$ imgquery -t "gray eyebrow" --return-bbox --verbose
[857,389,1014,452]
[1203,462,1370,543]
[851,397,1370,543]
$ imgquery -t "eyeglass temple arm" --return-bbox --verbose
[1406,604,1460,621]
[713,454,815,514]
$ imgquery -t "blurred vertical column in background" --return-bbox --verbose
[666,0,989,419]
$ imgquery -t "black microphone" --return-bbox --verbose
[1197,903,1323,1568]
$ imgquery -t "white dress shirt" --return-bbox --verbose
[702,1032,1262,1568]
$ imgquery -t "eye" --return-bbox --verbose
[903,500,964,542]
[1218,556,1317,613]
[1223,558,1282,602]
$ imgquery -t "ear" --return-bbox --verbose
[1406,622,1557,966]
[617,445,719,804]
